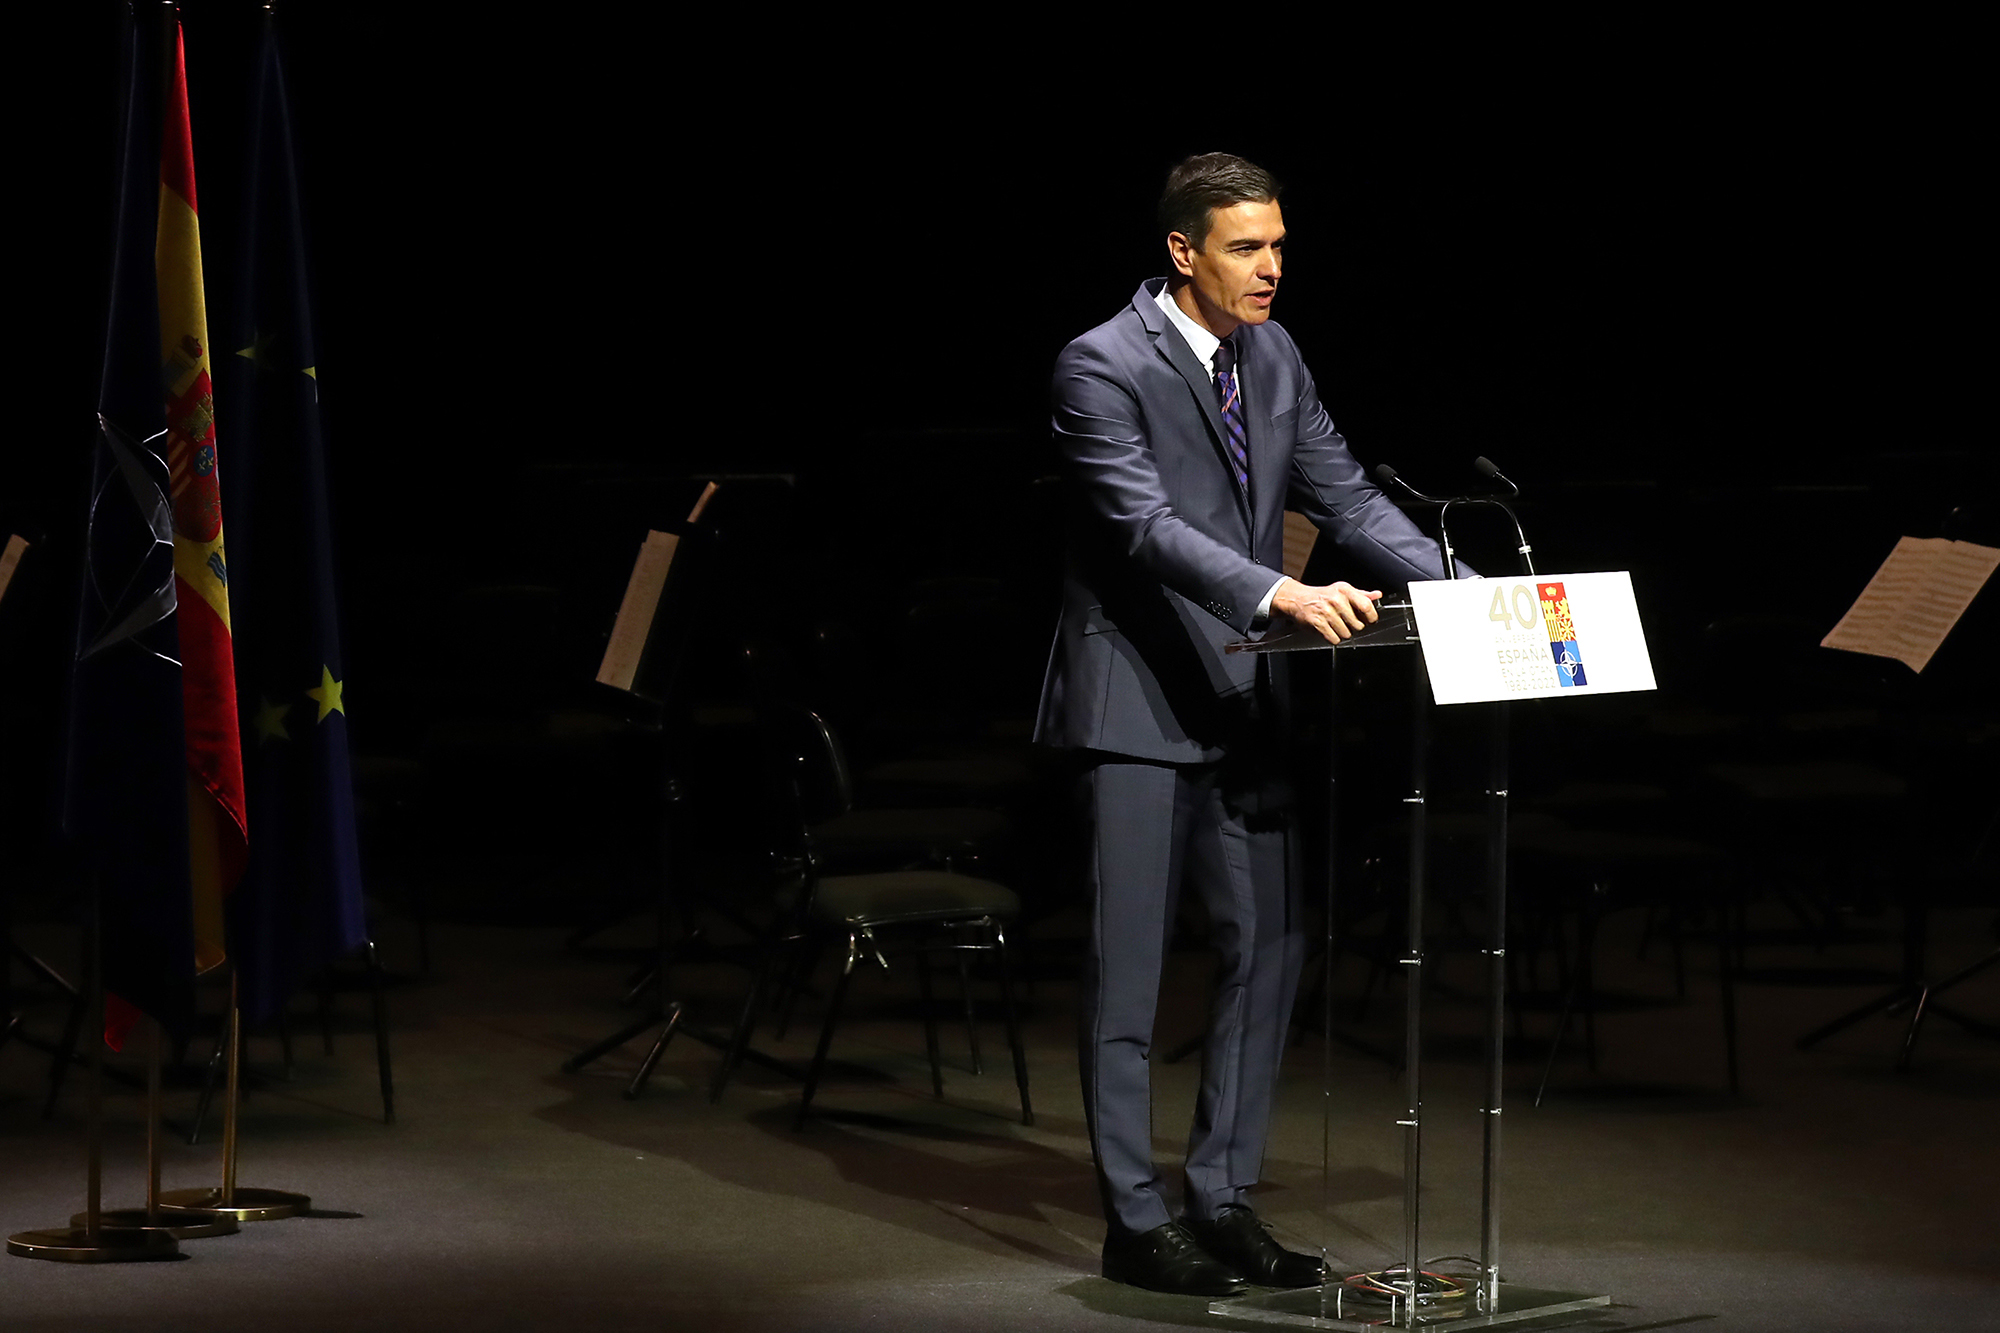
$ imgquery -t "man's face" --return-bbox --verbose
[1169,199,1285,339]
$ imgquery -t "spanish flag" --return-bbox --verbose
[156,16,248,984]
[69,11,247,1050]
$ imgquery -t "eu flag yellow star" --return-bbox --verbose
[253,695,291,744]
[306,665,346,723]
[235,328,275,368]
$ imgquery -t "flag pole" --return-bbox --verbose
[7,881,179,1262]
[80,1015,238,1240]
[158,971,310,1222]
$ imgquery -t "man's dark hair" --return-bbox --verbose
[1158,152,1282,251]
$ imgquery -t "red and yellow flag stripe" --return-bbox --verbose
[158,19,247,976]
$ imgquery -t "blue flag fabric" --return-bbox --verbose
[69,13,200,1040]
[220,18,368,1024]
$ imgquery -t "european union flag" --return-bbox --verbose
[219,17,368,1024]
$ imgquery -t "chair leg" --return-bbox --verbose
[620,963,657,1009]
[1718,900,1741,1096]
[957,950,983,1076]
[916,946,944,1099]
[318,972,336,1055]
[366,940,396,1124]
[1579,892,1603,1074]
[189,1018,233,1146]
[993,924,1033,1126]
[797,937,859,1129]
[567,1010,669,1075]
[1667,902,1688,1000]
[1898,945,2000,1071]
[773,937,823,1042]
[711,931,788,1104]
[1356,952,1383,1022]
[1534,906,1588,1107]
[626,1002,684,1100]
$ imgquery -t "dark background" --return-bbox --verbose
[4,5,1991,903]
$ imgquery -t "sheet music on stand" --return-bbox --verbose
[595,483,717,704]
[0,534,26,607]
[1821,535,2000,674]
[596,529,682,694]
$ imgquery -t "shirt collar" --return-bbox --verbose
[1153,281,1224,376]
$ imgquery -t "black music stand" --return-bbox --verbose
[560,508,787,1097]
[1796,518,1999,1069]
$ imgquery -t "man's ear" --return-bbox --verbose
[1167,231,1198,278]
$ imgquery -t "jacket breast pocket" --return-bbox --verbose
[1083,605,1118,636]
[1267,404,1300,444]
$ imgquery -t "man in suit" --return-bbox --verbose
[1035,152,1461,1297]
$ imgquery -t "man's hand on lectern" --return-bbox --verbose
[1271,577,1383,644]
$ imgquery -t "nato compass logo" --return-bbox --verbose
[1537,581,1587,688]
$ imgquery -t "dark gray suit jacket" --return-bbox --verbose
[1035,279,1454,765]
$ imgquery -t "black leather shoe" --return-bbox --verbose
[1102,1220,1250,1296]
[1183,1206,1325,1288]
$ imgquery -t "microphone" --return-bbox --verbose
[1373,464,1450,506]
[1374,457,1535,578]
[1376,457,1520,506]
[1472,456,1520,498]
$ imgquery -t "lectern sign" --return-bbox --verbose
[1408,571,1656,706]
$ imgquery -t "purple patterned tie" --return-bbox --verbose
[1213,338,1249,494]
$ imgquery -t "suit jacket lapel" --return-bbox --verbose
[1138,288,1254,532]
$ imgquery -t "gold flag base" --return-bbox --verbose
[158,1186,309,1222]
[6,1226,181,1263]
[71,1208,240,1240]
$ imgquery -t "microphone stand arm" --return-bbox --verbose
[1438,497,1537,580]
[1374,467,1535,581]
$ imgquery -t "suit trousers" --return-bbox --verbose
[1077,756,1305,1234]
